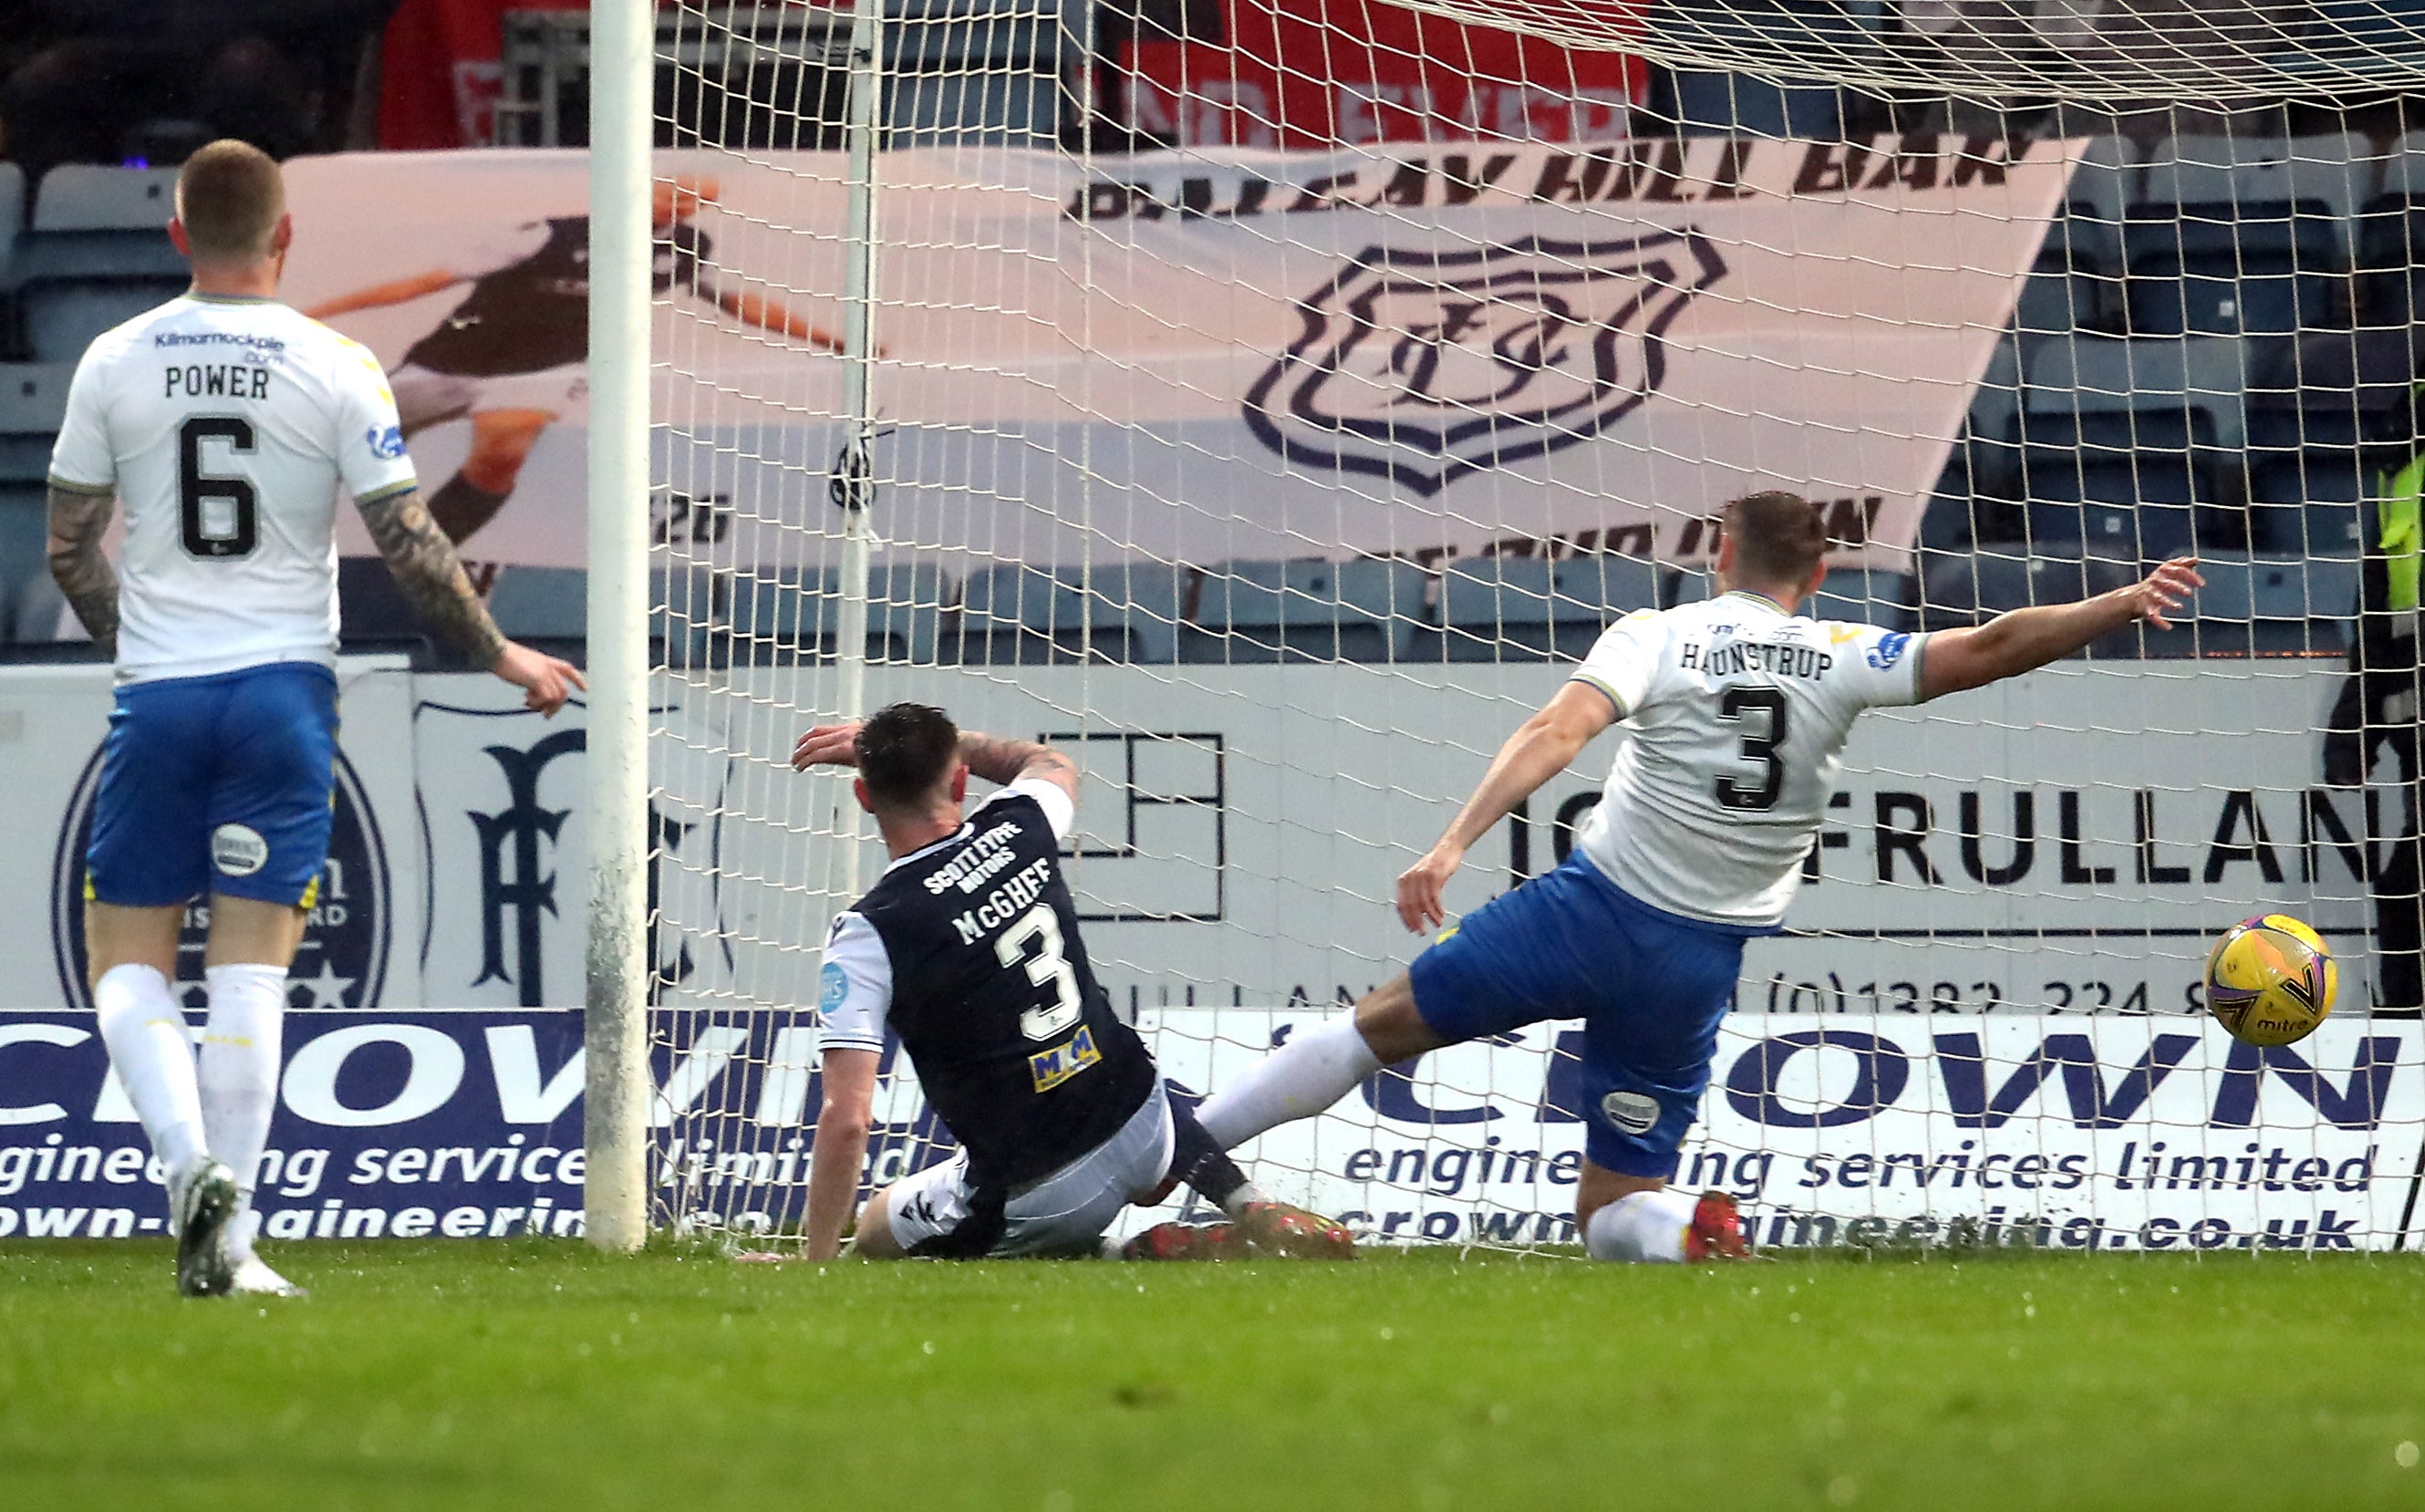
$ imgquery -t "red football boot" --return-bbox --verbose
[1683,1189,1749,1261]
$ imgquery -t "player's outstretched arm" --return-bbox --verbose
[45,485,119,657]
[793,722,1079,803]
[1918,556,2202,701]
[305,270,464,321]
[355,487,586,715]
[1396,679,1617,935]
[805,1047,878,1260]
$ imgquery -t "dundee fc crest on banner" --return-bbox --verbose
[1242,231,1726,496]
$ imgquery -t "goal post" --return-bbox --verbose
[597,0,2425,1251]
[582,0,657,1255]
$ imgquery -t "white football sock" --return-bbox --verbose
[1583,1189,1699,1264]
[1197,1013,1383,1149]
[201,963,286,1258]
[93,964,205,1177]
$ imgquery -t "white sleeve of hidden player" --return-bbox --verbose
[816,912,891,1054]
[982,775,1076,841]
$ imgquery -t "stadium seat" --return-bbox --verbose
[1183,556,1425,664]
[1809,568,1916,630]
[0,362,72,482]
[1664,70,1849,138]
[959,560,1194,665]
[0,480,57,643]
[1435,554,1660,661]
[2021,334,2253,450]
[731,563,945,665]
[2247,452,2367,556]
[2190,552,2361,657]
[22,280,185,361]
[486,566,588,643]
[2122,137,2362,338]
[0,161,23,263]
[29,166,182,233]
[2054,137,2136,279]
[1917,549,2142,656]
[651,562,726,670]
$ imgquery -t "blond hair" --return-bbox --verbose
[176,140,285,262]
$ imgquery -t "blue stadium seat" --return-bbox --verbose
[651,563,725,670]
[9,169,189,361]
[29,166,181,233]
[486,566,587,642]
[731,563,945,665]
[0,480,57,642]
[1809,568,1916,630]
[1435,554,1659,661]
[1918,550,2144,655]
[22,280,184,361]
[960,560,1193,664]
[1184,556,1425,664]
[0,363,72,482]
[2122,136,2361,337]
[2190,552,2360,657]
[2247,453,2367,556]
[1665,71,1848,138]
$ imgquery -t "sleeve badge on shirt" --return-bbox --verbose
[818,960,848,1012]
[368,425,407,460]
[1866,630,1912,670]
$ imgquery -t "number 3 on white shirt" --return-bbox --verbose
[998,905,1083,1040]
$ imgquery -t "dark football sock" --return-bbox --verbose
[1166,1098,1259,1212]
[428,472,513,544]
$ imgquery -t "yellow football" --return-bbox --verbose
[2204,914,2337,1047]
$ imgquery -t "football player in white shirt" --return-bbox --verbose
[45,140,584,1298]
[1193,491,2201,1262]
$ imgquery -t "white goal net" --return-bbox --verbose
[636,0,2425,1252]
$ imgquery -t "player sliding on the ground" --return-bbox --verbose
[1193,492,2202,1264]
[45,140,583,1298]
[789,703,1352,1261]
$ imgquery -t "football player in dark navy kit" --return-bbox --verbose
[307,176,842,544]
[788,703,1352,1261]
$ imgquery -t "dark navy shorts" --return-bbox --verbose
[1407,852,1767,1179]
[88,662,339,910]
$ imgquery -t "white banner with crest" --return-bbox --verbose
[281,137,2074,573]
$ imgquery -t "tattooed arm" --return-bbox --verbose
[356,486,586,715]
[791,723,1080,803]
[47,486,119,658]
[954,730,1078,801]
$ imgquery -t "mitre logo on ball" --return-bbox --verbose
[1241,230,1727,496]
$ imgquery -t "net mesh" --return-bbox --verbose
[637,0,2425,1251]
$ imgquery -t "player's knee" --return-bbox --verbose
[1352,976,1443,1063]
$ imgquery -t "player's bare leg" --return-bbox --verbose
[851,1187,906,1259]
[88,900,239,1295]
[1577,1159,1746,1263]
[428,408,554,543]
[200,895,309,1297]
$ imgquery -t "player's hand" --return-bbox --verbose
[1395,842,1465,936]
[2129,556,2203,630]
[491,641,585,717]
[792,721,864,772]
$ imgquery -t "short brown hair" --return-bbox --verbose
[1721,490,1829,587]
[176,140,285,262]
[855,702,960,810]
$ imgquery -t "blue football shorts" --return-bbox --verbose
[1407,851,1770,1179]
[87,662,339,911]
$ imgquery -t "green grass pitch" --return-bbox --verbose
[4,1242,2425,1510]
